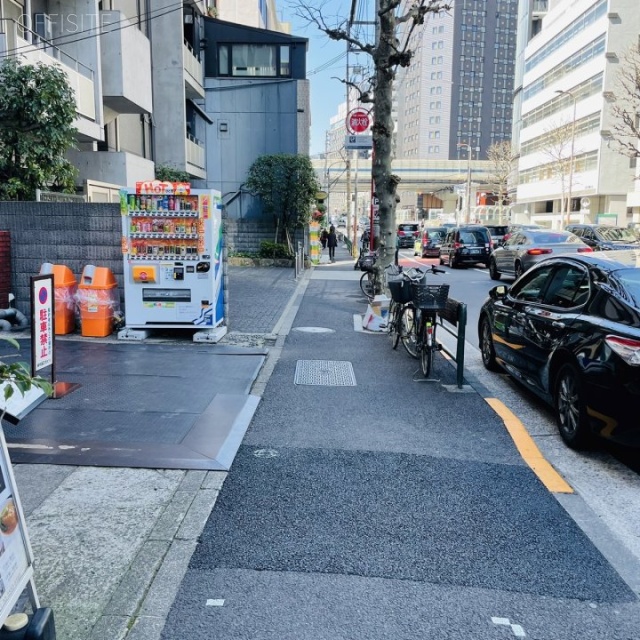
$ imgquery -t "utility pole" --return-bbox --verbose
[345,38,353,254]
[457,143,472,224]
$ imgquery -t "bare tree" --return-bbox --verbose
[542,121,575,228]
[609,43,640,161]
[486,140,514,223]
[292,0,451,278]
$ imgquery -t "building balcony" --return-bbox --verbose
[100,11,153,115]
[67,149,155,188]
[184,40,205,99]
[0,18,99,141]
[186,134,206,179]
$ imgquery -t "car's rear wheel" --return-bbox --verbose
[489,259,501,281]
[479,317,500,372]
[515,262,524,279]
[554,363,591,449]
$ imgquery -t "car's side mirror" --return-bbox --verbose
[489,285,508,300]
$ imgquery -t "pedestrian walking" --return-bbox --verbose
[320,228,329,250]
[327,225,338,262]
[361,228,370,251]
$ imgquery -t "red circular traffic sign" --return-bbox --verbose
[347,109,370,134]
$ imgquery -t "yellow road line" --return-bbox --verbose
[485,397,573,494]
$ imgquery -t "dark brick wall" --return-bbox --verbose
[0,202,123,316]
[0,231,10,309]
[225,219,305,255]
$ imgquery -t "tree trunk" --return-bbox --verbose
[372,4,399,283]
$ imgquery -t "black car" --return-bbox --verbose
[482,222,509,247]
[414,226,447,258]
[396,223,420,248]
[439,225,492,268]
[565,224,640,251]
[478,251,640,449]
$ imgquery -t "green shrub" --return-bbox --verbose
[259,241,293,259]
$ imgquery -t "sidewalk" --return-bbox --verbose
[2,259,306,640]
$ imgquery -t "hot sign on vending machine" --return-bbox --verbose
[120,181,225,341]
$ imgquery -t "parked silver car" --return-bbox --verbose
[489,229,592,280]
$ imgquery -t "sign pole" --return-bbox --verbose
[346,108,372,256]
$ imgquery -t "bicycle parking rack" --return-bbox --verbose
[436,298,467,389]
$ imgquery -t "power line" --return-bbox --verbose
[309,51,347,75]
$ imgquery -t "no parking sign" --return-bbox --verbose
[31,274,54,373]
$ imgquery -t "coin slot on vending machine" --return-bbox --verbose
[173,266,184,281]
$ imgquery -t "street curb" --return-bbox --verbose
[250,266,314,398]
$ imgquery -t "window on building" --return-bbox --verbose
[218,43,291,77]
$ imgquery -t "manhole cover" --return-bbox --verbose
[293,327,335,333]
[294,360,357,386]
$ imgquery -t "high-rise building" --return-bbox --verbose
[514,0,637,227]
[395,0,518,162]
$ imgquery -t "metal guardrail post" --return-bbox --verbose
[456,303,467,389]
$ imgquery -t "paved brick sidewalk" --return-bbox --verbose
[225,266,299,335]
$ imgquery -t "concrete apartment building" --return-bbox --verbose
[513,0,639,228]
[0,0,297,209]
[0,0,212,199]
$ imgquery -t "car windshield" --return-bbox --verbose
[399,224,418,232]
[460,229,488,243]
[615,269,640,308]
[529,231,581,244]
[597,227,638,242]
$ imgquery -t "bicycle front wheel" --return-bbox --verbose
[420,315,436,377]
[388,301,402,350]
[401,305,419,358]
[360,271,375,300]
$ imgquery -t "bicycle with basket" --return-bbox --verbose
[387,265,449,377]
[356,249,379,300]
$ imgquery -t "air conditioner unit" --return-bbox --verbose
[603,91,615,100]
[605,52,618,60]
[33,13,53,41]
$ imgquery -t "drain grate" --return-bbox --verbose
[294,360,357,386]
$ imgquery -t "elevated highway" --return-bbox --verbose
[313,157,494,194]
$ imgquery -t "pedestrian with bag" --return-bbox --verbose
[327,225,338,263]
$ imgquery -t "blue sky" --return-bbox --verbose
[285,2,375,156]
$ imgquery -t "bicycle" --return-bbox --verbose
[386,266,426,352]
[358,250,379,300]
[405,266,449,377]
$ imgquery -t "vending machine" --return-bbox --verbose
[119,181,225,340]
